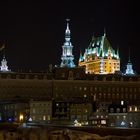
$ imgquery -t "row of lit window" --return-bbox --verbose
[31,108,51,114]
[31,115,51,121]
[30,103,51,107]
[129,106,139,112]
[98,93,137,99]
[55,86,139,93]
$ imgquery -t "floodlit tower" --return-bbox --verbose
[0,55,9,72]
[60,19,75,68]
[124,49,135,75]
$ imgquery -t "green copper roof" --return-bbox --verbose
[79,33,120,62]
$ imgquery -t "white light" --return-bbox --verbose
[74,119,78,124]
[129,106,132,111]
[121,101,124,105]
[101,120,106,124]
[74,120,82,127]
[28,118,32,122]
[43,115,46,121]
[121,121,125,126]
[135,106,138,112]
[84,94,87,98]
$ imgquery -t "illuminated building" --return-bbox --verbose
[0,55,10,72]
[124,50,135,75]
[29,100,52,122]
[0,71,140,127]
[0,102,29,122]
[60,19,75,68]
[70,103,92,124]
[124,61,135,75]
[79,32,120,74]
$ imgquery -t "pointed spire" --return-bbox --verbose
[79,50,83,62]
[60,19,75,68]
[124,47,135,75]
[65,19,70,34]
[128,47,131,62]
[117,46,119,59]
[104,27,106,37]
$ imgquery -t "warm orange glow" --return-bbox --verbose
[19,114,24,122]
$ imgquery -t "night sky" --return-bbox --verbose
[0,1,139,73]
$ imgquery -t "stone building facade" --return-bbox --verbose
[0,71,140,127]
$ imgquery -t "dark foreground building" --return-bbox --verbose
[0,67,140,127]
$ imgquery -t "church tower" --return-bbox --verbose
[124,49,135,75]
[0,55,9,72]
[60,19,75,68]
[0,45,10,72]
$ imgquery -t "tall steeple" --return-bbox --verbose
[124,48,135,75]
[60,19,75,68]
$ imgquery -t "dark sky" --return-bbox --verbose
[0,1,139,73]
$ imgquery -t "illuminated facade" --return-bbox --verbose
[0,55,10,72]
[60,20,75,68]
[79,33,120,74]
[124,53,135,75]
[0,72,140,127]
[124,61,135,75]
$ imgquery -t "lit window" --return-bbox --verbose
[43,116,46,121]
[96,115,99,118]
[129,106,132,112]
[135,106,138,112]
[123,115,126,119]
[101,120,106,124]
[121,101,124,105]
[84,94,87,98]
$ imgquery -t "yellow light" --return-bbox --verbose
[19,114,24,122]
